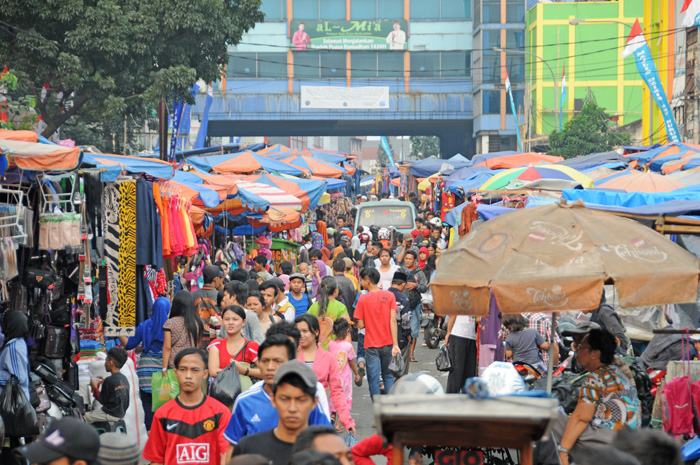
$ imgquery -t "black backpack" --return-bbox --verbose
[627,357,654,427]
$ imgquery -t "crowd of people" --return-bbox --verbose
[5,192,687,465]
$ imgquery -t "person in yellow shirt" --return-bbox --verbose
[343,257,359,291]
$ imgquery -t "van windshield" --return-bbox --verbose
[357,205,414,230]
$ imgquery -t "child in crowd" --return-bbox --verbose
[327,319,360,421]
[86,348,130,423]
[502,314,550,375]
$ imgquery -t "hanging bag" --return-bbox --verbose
[151,369,179,412]
[210,363,243,410]
[0,375,39,438]
[436,345,453,372]
[661,331,695,436]
[388,352,406,378]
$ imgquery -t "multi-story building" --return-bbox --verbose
[194,0,474,157]
[472,0,527,153]
[525,0,644,145]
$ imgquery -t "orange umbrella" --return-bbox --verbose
[431,201,700,316]
[476,153,564,169]
[257,144,292,155]
[281,154,345,178]
[0,139,80,171]
[597,170,684,193]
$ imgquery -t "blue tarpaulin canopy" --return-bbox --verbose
[562,187,700,207]
[81,153,175,181]
[409,154,473,177]
[556,151,628,172]
[471,150,518,165]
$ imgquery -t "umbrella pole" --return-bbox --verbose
[546,312,557,394]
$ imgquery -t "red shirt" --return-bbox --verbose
[354,290,397,348]
[143,395,232,465]
[207,338,259,370]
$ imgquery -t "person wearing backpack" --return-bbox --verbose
[583,293,631,355]
[307,277,350,350]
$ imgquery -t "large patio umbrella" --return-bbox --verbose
[431,201,700,317]
[478,164,593,191]
[475,152,564,169]
[669,166,700,187]
[257,144,292,154]
[596,169,684,193]
[299,148,351,164]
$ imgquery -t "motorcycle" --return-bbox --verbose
[420,297,445,349]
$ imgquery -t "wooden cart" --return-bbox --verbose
[375,395,559,465]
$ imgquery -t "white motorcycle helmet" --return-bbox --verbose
[389,373,445,396]
[378,228,390,240]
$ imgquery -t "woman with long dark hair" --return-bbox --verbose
[162,291,203,371]
[118,296,170,429]
[295,313,355,435]
[307,277,349,349]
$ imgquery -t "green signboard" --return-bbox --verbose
[290,20,408,51]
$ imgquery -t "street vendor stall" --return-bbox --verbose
[375,395,559,465]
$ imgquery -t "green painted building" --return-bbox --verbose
[526,0,643,138]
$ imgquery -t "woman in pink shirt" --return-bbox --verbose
[296,313,356,435]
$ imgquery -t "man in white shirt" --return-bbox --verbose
[444,315,477,393]
[386,22,406,50]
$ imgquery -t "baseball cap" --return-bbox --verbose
[98,432,140,465]
[17,417,101,464]
[561,321,602,337]
[403,233,413,241]
[289,272,306,282]
[340,235,350,243]
[274,360,318,390]
[343,257,354,269]
[270,277,285,292]
[203,264,224,283]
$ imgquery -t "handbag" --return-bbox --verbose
[23,267,56,290]
[436,345,453,372]
[151,369,180,412]
[43,326,69,359]
[0,375,40,438]
[210,364,243,410]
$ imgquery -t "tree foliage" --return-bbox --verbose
[409,136,439,160]
[548,101,631,159]
[0,70,37,130]
[0,0,263,140]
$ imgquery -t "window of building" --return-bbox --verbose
[505,55,524,83]
[484,30,501,50]
[410,52,440,77]
[482,0,500,23]
[228,53,258,78]
[505,0,525,23]
[441,51,471,77]
[294,51,320,78]
[258,53,288,78]
[320,52,346,78]
[260,0,286,20]
[351,0,403,19]
[352,52,378,77]
[293,0,345,20]
[229,53,289,78]
[506,30,524,50]
[483,55,501,83]
[483,90,500,114]
[410,0,470,19]
[378,52,404,77]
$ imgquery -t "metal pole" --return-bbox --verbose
[546,312,557,394]
[158,98,167,162]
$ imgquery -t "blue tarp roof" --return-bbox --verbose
[648,148,700,172]
[81,153,175,182]
[171,171,223,208]
[187,150,304,176]
[409,155,473,177]
[445,171,498,195]
[562,188,700,207]
[556,151,627,172]
[443,165,490,184]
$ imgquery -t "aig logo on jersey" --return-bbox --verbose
[176,443,210,463]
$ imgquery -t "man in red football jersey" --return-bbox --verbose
[143,347,232,465]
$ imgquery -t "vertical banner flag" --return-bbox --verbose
[622,19,681,143]
[178,84,200,151]
[559,65,566,132]
[380,136,396,167]
[504,71,523,152]
[194,84,214,150]
[682,0,700,27]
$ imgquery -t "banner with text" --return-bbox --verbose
[290,20,408,51]
[301,86,390,109]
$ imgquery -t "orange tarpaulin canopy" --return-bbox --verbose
[597,170,684,193]
[0,139,80,171]
[257,144,292,155]
[476,153,564,169]
[0,130,39,142]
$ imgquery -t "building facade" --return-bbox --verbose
[472,0,527,153]
[193,0,474,157]
[525,0,643,144]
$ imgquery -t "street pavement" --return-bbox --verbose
[352,337,446,443]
